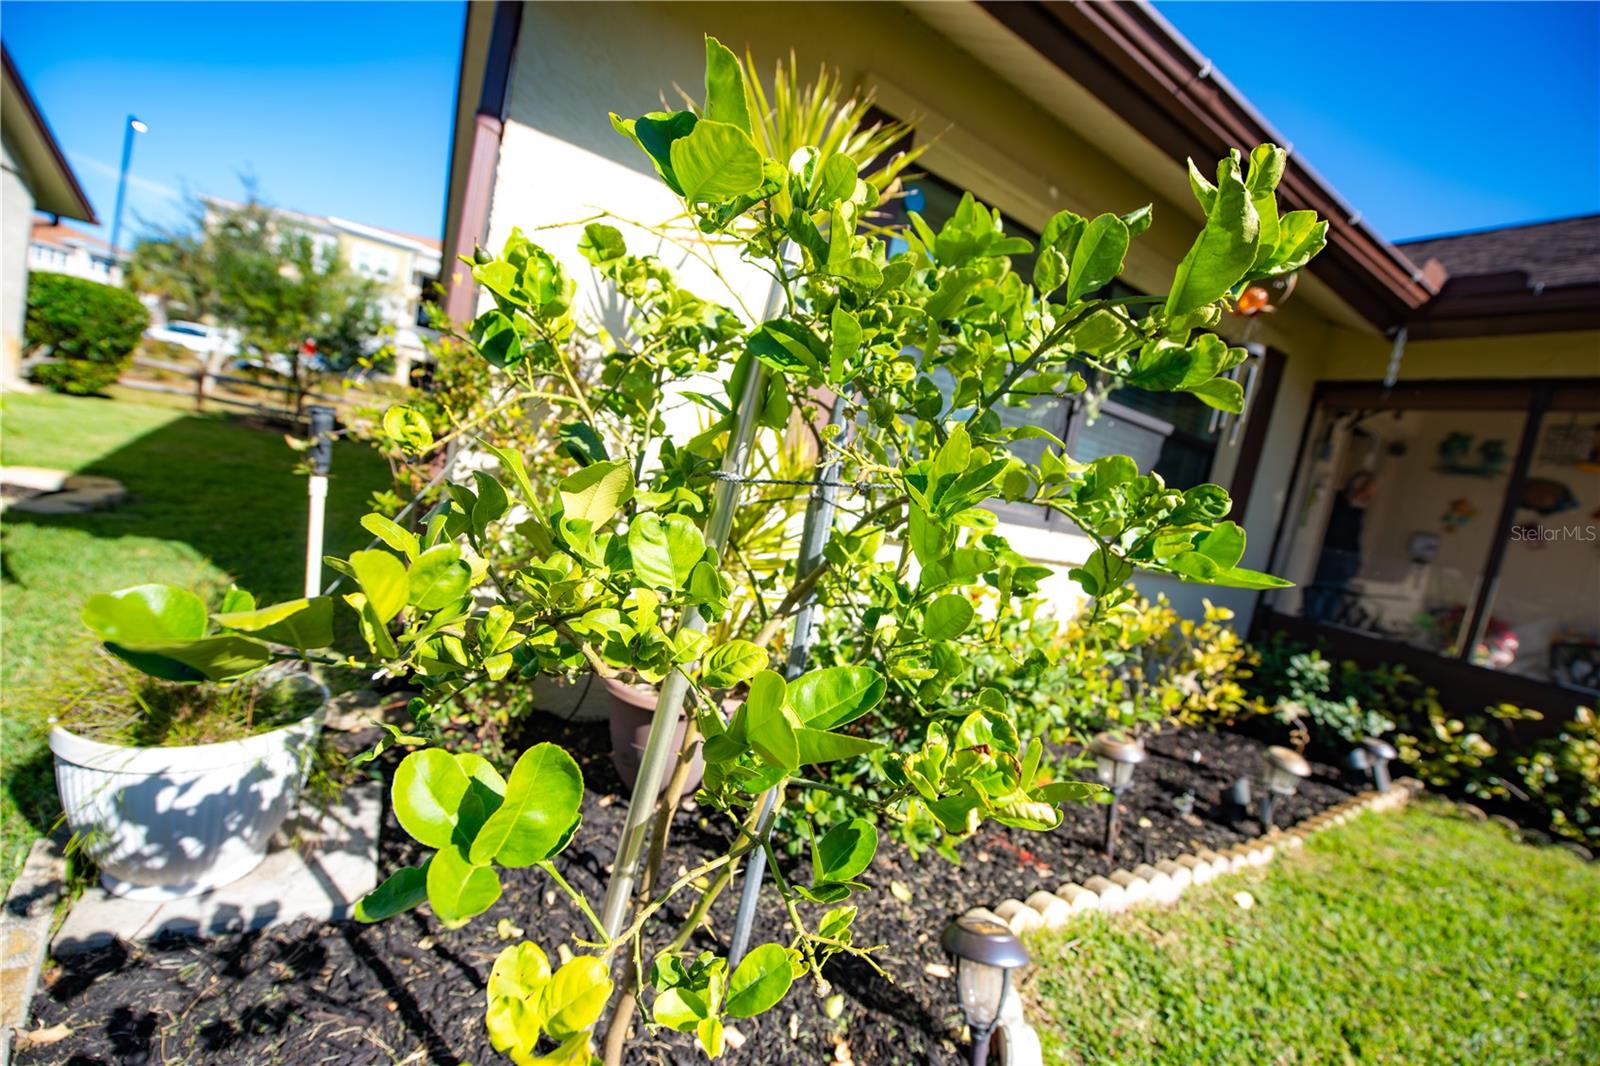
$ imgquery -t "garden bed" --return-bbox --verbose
[20,719,1360,1065]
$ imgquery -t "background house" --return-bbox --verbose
[438,1,1600,727]
[1,45,97,388]
[28,220,122,286]
[195,197,443,381]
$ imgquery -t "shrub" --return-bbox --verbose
[24,272,149,395]
[1250,634,1396,748]
[1512,706,1600,843]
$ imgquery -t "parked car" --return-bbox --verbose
[144,320,238,357]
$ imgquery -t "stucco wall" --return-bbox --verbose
[2,133,36,387]
[486,1,1591,631]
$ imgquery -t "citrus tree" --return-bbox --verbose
[83,37,1323,1064]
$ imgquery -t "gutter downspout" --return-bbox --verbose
[442,1,523,324]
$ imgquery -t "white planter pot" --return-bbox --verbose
[50,679,327,901]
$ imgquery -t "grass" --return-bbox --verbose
[1025,801,1600,1065]
[1,390,390,890]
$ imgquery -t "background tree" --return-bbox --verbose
[128,188,387,416]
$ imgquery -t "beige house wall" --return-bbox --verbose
[482,0,1594,627]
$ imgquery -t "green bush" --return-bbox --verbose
[1249,634,1397,747]
[24,272,149,395]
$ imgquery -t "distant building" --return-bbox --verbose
[29,220,122,286]
[2,46,97,388]
[200,198,443,382]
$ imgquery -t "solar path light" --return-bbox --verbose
[942,914,1030,1066]
[1088,731,1146,859]
[1260,745,1311,828]
[304,405,336,597]
[1361,736,1398,791]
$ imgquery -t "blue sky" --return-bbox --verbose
[1,1,464,243]
[1155,1,1600,240]
[3,1,1595,247]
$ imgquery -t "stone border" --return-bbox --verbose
[2,838,68,1066]
[952,779,1424,1066]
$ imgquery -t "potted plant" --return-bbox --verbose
[59,583,336,898]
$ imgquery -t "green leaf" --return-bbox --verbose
[629,513,706,591]
[702,35,752,136]
[471,309,523,368]
[361,513,420,560]
[392,748,470,849]
[408,544,473,611]
[745,670,798,771]
[1165,153,1260,318]
[787,666,886,730]
[725,944,794,1018]
[670,119,764,203]
[215,596,334,650]
[1207,565,1293,590]
[354,863,429,922]
[653,987,709,1031]
[923,594,975,641]
[490,940,553,1000]
[829,306,860,384]
[349,550,408,624]
[559,460,634,527]
[1196,521,1247,569]
[1070,546,1134,599]
[544,955,614,1040]
[425,842,501,928]
[1186,377,1245,413]
[483,440,542,517]
[795,729,883,765]
[1121,204,1154,237]
[1066,213,1130,303]
[469,743,584,866]
[812,817,878,884]
[220,586,254,614]
[82,584,207,645]
[624,110,698,195]
[383,405,433,454]
[472,470,509,537]
[697,1017,725,1059]
[1033,246,1066,298]
[1261,210,1328,276]
[702,640,767,689]
[106,634,272,683]
[577,222,626,265]
[747,320,824,379]
[558,422,609,467]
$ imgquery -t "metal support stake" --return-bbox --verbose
[1259,792,1277,830]
[1102,790,1124,860]
[304,405,335,598]
[728,393,847,967]
[598,247,794,941]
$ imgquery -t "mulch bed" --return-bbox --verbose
[19,717,1359,1066]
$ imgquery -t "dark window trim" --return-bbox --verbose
[1227,345,1286,520]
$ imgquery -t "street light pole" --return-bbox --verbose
[109,115,148,259]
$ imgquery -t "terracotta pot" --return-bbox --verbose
[530,672,614,722]
[604,677,705,797]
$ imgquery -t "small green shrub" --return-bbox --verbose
[1249,634,1396,747]
[24,272,149,395]
[1512,706,1600,843]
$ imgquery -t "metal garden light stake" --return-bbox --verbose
[1088,731,1145,859]
[1361,736,1397,791]
[1259,745,1311,828]
[941,914,1029,1066]
[303,405,335,598]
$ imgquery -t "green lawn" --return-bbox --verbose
[1026,801,1600,1065]
[1,391,390,889]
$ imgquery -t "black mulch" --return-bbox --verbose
[19,719,1359,1065]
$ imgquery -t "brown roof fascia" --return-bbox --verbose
[980,1,1436,330]
[1405,282,1600,341]
[2,46,97,223]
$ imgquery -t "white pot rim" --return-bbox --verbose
[50,680,328,775]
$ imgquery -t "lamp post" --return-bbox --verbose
[1361,737,1397,791]
[941,915,1029,1066]
[1088,731,1146,859]
[1260,746,1311,828]
[109,115,148,258]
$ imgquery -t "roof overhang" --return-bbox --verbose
[907,1,1439,333]
[2,46,96,224]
